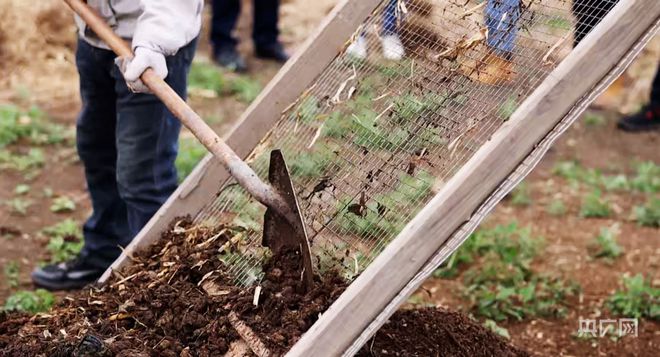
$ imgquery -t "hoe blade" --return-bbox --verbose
[262,150,314,290]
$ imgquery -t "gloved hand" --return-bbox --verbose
[115,47,168,93]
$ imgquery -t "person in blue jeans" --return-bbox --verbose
[347,0,405,61]
[31,0,203,291]
[211,0,289,72]
[483,0,658,131]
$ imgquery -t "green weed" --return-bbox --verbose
[630,161,660,193]
[42,219,83,263]
[580,189,611,218]
[483,319,511,339]
[552,160,582,181]
[510,182,532,207]
[14,184,30,195]
[351,108,409,151]
[3,261,20,288]
[498,96,518,121]
[583,112,606,126]
[634,197,660,228]
[606,274,659,320]
[229,76,262,103]
[3,289,55,314]
[50,196,76,213]
[0,148,45,174]
[289,145,336,179]
[293,96,321,124]
[546,199,567,216]
[188,62,226,94]
[0,105,69,148]
[547,16,572,30]
[176,137,208,182]
[589,224,623,261]
[391,92,443,124]
[6,198,31,216]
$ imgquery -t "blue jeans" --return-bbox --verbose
[485,0,521,58]
[75,38,196,269]
[382,0,399,36]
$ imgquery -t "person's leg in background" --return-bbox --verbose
[114,39,197,242]
[477,0,520,84]
[32,39,130,290]
[211,0,248,72]
[380,0,405,61]
[617,67,660,132]
[253,0,289,62]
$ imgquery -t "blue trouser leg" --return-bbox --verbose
[211,0,241,52]
[485,0,521,59]
[76,38,196,269]
[253,0,280,49]
[382,0,399,36]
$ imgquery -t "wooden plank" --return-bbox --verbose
[287,1,660,355]
[100,0,383,283]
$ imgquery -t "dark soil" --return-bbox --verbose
[0,217,528,356]
[357,308,529,357]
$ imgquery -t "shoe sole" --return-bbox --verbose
[31,274,99,291]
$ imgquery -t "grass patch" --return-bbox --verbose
[3,261,20,288]
[510,182,532,207]
[42,219,83,263]
[289,145,336,179]
[589,224,623,261]
[547,16,572,30]
[3,289,55,314]
[606,274,659,320]
[5,198,32,216]
[0,105,69,148]
[583,112,606,126]
[634,197,660,228]
[229,76,262,103]
[14,184,30,195]
[188,62,226,94]
[546,199,567,216]
[580,189,611,218]
[497,96,518,121]
[630,161,660,193]
[176,137,208,183]
[50,196,76,213]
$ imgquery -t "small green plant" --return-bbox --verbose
[351,108,409,151]
[42,219,83,263]
[601,174,630,191]
[552,160,583,181]
[580,189,611,218]
[188,62,226,94]
[289,145,336,179]
[583,112,606,126]
[14,184,30,195]
[497,96,518,121]
[634,197,660,228]
[547,16,572,30]
[175,137,208,182]
[546,199,567,216]
[589,224,623,261]
[483,319,511,339]
[50,196,76,213]
[0,105,68,148]
[229,76,262,103]
[510,182,532,207]
[3,261,20,288]
[293,96,321,124]
[3,289,55,314]
[6,198,31,216]
[0,148,45,174]
[606,274,659,320]
[630,161,660,193]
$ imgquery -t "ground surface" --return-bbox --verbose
[0,0,658,356]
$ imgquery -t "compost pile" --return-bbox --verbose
[0,218,347,356]
[0,218,527,356]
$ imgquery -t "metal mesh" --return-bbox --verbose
[192,0,623,287]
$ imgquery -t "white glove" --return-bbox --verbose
[115,47,168,93]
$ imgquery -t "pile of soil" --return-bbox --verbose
[0,218,527,356]
[357,308,529,357]
[0,218,347,356]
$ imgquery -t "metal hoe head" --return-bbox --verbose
[262,150,315,290]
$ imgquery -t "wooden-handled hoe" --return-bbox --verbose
[63,0,314,291]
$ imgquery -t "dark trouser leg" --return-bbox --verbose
[76,39,131,269]
[253,0,280,49]
[573,0,619,46]
[112,39,197,243]
[382,0,398,36]
[650,65,660,106]
[211,0,241,52]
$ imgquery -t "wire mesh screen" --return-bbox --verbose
[192,0,622,286]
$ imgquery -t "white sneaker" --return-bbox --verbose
[381,34,405,61]
[346,36,368,59]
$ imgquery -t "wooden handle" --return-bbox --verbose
[63,0,293,219]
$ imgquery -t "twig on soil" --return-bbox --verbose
[307,122,325,149]
[110,272,142,288]
[228,312,272,357]
[461,2,486,19]
[253,286,262,307]
[542,33,570,65]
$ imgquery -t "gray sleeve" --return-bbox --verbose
[132,0,204,56]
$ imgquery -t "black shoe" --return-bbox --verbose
[256,43,290,63]
[214,47,248,73]
[617,104,660,132]
[31,255,105,291]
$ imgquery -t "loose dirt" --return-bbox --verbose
[0,217,526,356]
